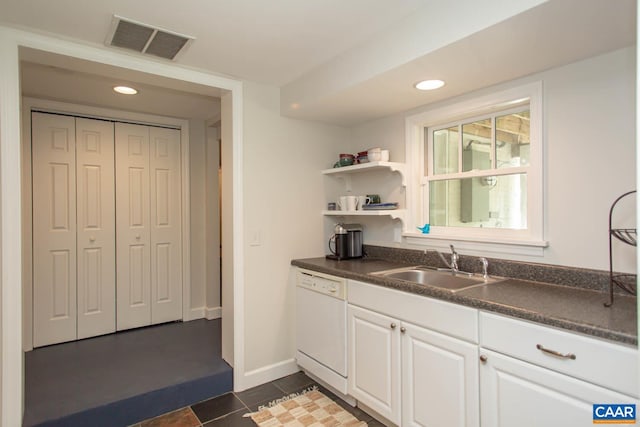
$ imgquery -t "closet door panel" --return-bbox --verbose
[32,112,77,347]
[76,118,116,339]
[115,123,152,330]
[149,127,182,324]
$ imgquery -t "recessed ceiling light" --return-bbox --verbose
[113,85,138,95]
[415,80,445,91]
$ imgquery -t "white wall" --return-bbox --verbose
[241,82,349,379]
[189,119,207,315]
[189,118,222,319]
[544,47,635,272]
[221,92,234,367]
[205,125,221,314]
[349,47,636,272]
[189,118,222,318]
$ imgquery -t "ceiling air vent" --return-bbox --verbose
[106,15,194,61]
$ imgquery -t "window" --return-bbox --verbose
[428,108,529,229]
[405,82,545,252]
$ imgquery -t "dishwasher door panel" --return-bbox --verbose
[296,286,347,376]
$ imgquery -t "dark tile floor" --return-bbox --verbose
[133,372,385,426]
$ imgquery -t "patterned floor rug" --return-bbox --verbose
[249,387,368,427]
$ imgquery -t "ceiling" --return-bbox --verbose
[20,50,222,121]
[2,0,427,85]
[1,0,636,125]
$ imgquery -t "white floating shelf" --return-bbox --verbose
[322,161,407,186]
[322,209,406,222]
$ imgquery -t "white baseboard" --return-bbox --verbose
[206,306,222,320]
[184,306,222,321]
[236,358,300,392]
[184,307,205,321]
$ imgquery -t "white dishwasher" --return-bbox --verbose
[296,269,348,395]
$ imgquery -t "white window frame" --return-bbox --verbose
[404,81,548,256]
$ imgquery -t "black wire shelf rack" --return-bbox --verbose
[606,190,637,307]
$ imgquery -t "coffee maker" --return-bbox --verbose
[327,223,363,260]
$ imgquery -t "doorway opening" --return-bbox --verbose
[18,48,233,425]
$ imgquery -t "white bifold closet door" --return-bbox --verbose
[115,123,182,331]
[32,113,116,347]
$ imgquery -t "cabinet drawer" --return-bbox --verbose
[348,279,478,343]
[480,311,638,397]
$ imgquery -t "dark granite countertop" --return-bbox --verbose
[291,257,638,346]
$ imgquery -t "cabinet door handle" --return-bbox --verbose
[400,327,406,334]
[390,323,397,329]
[479,354,488,363]
[89,236,96,242]
[536,344,576,360]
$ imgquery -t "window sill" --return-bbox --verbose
[403,232,548,257]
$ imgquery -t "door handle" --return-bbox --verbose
[390,323,396,329]
[136,234,141,240]
[536,344,576,360]
[89,236,96,242]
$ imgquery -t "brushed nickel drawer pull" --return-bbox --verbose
[536,344,576,360]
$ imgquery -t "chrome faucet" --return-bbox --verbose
[449,244,459,272]
[436,244,463,274]
[435,245,476,276]
[480,257,489,280]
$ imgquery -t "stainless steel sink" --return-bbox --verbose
[373,267,499,292]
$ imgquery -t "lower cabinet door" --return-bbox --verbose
[348,304,401,424]
[480,349,636,427]
[402,322,479,427]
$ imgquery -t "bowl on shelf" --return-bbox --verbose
[338,157,354,167]
[338,153,355,167]
[368,147,382,162]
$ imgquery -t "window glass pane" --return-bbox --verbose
[496,110,530,168]
[462,119,491,172]
[432,126,458,175]
[429,173,527,229]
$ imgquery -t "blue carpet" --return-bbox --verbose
[24,319,232,427]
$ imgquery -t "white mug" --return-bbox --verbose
[338,195,359,211]
[357,195,371,210]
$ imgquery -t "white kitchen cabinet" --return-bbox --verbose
[348,304,401,424]
[348,280,479,427]
[402,322,479,427]
[479,311,638,427]
[480,311,638,397]
[480,349,636,427]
